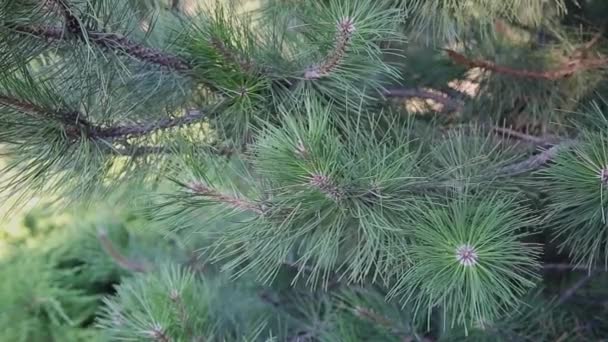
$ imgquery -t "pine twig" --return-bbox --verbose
[95,110,206,139]
[494,141,573,177]
[543,263,608,272]
[51,0,82,33]
[169,290,193,339]
[556,271,596,306]
[304,17,356,80]
[0,94,94,137]
[383,87,463,112]
[445,49,608,81]
[14,23,192,72]
[97,227,149,273]
[147,325,173,342]
[492,126,558,146]
[112,143,236,158]
[186,181,264,214]
[0,94,208,141]
[17,0,192,72]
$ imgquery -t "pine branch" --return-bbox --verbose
[112,143,235,158]
[146,324,173,342]
[543,263,608,272]
[494,142,572,177]
[13,0,191,72]
[383,87,464,112]
[97,227,149,273]
[304,17,356,80]
[95,110,207,139]
[51,0,82,34]
[556,271,596,306]
[169,291,193,339]
[0,94,94,137]
[492,126,558,146]
[13,23,192,72]
[0,94,208,141]
[185,181,264,214]
[445,48,608,80]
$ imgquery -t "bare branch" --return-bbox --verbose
[95,110,206,139]
[492,126,559,146]
[111,143,236,158]
[556,271,595,306]
[494,142,573,177]
[543,263,608,272]
[0,94,207,141]
[0,94,94,137]
[97,227,149,273]
[445,48,608,81]
[383,87,464,112]
[15,0,191,72]
[13,23,192,72]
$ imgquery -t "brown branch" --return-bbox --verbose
[51,0,82,33]
[543,263,608,272]
[556,271,596,306]
[408,140,573,193]
[494,141,573,177]
[14,0,191,72]
[13,23,192,72]
[97,227,149,273]
[445,49,608,80]
[383,87,464,112]
[52,0,191,71]
[492,126,559,146]
[111,143,236,158]
[0,94,58,119]
[0,94,207,141]
[95,110,206,138]
[147,325,172,342]
[0,94,94,137]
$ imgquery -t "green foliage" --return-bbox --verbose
[2,0,608,340]
[541,131,608,269]
[0,252,101,342]
[97,264,271,341]
[388,192,541,330]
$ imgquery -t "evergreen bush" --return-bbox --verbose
[2,0,608,340]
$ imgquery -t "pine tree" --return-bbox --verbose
[2,0,608,340]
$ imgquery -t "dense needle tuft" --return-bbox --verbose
[599,166,608,186]
[456,244,478,267]
[388,193,541,330]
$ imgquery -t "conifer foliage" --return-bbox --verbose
[2,0,608,340]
